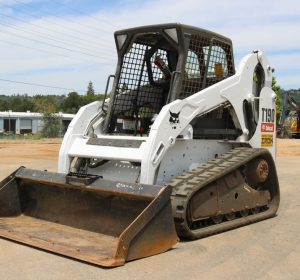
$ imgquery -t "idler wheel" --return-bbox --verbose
[245,158,269,186]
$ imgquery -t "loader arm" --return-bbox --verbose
[142,51,275,183]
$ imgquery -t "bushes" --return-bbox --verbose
[41,113,62,138]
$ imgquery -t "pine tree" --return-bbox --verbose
[87,81,95,96]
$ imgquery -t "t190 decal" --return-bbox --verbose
[261,108,275,133]
[261,108,275,123]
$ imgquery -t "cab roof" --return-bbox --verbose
[114,23,232,45]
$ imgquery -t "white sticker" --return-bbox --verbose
[122,119,137,130]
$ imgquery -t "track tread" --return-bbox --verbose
[170,147,278,239]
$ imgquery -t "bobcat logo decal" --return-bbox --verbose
[169,110,180,129]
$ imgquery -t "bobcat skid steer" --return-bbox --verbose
[0,23,280,267]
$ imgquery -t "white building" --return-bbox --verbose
[0,111,75,135]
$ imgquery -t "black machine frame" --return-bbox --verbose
[103,23,235,135]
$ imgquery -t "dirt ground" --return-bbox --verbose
[0,139,300,280]
[0,139,61,179]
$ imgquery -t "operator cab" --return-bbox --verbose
[104,23,235,136]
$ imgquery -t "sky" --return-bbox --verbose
[0,0,299,95]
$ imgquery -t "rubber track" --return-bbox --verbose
[169,147,275,240]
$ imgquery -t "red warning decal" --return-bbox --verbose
[261,123,274,133]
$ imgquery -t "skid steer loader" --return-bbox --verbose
[0,23,280,267]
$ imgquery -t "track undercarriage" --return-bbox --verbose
[171,148,280,239]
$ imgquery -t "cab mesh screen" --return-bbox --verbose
[109,43,169,134]
[180,35,234,98]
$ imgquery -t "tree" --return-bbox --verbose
[32,95,61,138]
[7,94,34,112]
[41,112,62,138]
[33,95,59,113]
[81,93,102,106]
[0,99,8,111]
[62,91,81,113]
[272,69,282,121]
[86,81,95,96]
